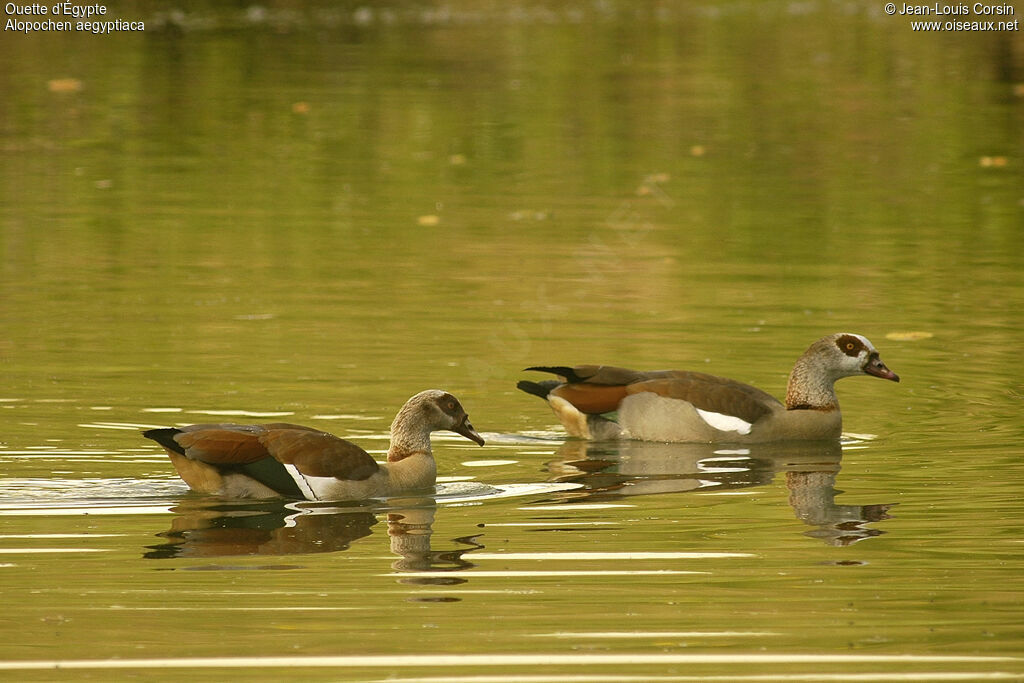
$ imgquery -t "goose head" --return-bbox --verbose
[394,389,485,446]
[785,333,899,411]
[819,333,900,382]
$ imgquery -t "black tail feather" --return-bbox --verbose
[143,427,186,456]
[516,379,561,399]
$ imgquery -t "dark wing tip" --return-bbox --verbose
[517,379,561,399]
[523,366,581,381]
[142,427,186,455]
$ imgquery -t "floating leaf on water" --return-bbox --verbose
[417,215,440,226]
[979,156,1007,168]
[48,78,83,93]
[885,331,934,341]
[508,209,548,221]
[690,145,706,157]
[291,101,310,114]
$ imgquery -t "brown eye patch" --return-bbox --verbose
[439,394,461,415]
[835,334,865,357]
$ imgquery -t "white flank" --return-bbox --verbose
[695,409,752,435]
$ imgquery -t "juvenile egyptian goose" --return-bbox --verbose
[143,390,484,500]
[517,333,899,443]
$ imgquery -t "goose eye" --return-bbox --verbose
[846,342,855,350]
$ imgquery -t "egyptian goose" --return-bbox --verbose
[517,333,899,443]
[143,390,484,500]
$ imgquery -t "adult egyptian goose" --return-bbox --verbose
[517,333,899,443]
[143,390,484,500]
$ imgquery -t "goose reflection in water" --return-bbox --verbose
[543,440,894,546]
[143,499,482,578]
[384,503,483,589]
[143,500,378,559]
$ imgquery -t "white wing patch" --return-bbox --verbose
[285,463,318,501]
[695,409,753,435]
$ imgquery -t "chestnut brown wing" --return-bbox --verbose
[530,365,727,414]
[258,429,380,481]
[625,372,782,425]
[528,364,695,387]
[527,365,657,385]
[172,424,272,465]
[572,365,673,385]
[549,383,630,414]
[524,365,678,414]
[170,423,359,469]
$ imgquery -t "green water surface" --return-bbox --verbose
[1,2,1022,680]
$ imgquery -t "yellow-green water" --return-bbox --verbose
[1,2,1023,680]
